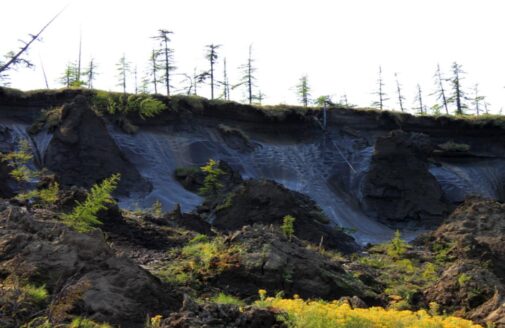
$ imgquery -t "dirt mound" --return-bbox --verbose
[43,95,151,195]
[361,130,449,225]
[420,198,505,327]
[206,179,359,253]
[208,225,378,303]
[0,202,180,327]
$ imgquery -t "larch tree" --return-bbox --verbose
[153,29,176,96]
[472,83,486,116]
[372,66,388,110]
[432,64,450,115]
[341,94,350,107]
[116,54,130,94]
[222,58,230,100]
[448,62,467,115]
[149,49,162,94]
[134,65,138,94]
[255,90,266,105]
[414,84,425,115]
[84,58,98,89]
[59,62,78,88]
[236,45,257,105]
[205,44,221,99]
[394,73,406,112]
[296,75,311,107]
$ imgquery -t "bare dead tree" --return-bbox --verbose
[372,66,388,110]
[0,6,66,74]
[394,73,406,112]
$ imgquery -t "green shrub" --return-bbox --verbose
[211,292,245,306]
[92,91,166,119]
[1,139,36,182]
[199,159,224,196]
[22,284,48,304]
[16,182,60,206]
[216,193,234,212]
[386,230,409,259]
[69,317,112,328]
[61,174,120,232]
[438,141,471,152]
[281,215,296,241]
[150,199,164,218]
[458,273,472,286]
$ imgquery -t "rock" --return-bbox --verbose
[209,225,378,303]
[361,130,449,225]
[44,96,151,195]
[209,179,359,253]
[0,202,180,327]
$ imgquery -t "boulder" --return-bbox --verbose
[361,130,449,225]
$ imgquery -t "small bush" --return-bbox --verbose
[199,159,224,196]
[69,317,112,328]
[438,141,471,152]
[386,230,409,259]
[281,215,296,241]
[1,139,36,182]
[150,199,164,218]
[22,284,48,304]
[61,174,120,232]
[256,295,481,328]
[458,273,472,287]
[16,182,60,206]
[211,292,245,306]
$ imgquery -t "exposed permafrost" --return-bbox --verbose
[4,120,505,245]
[108,125,396,244]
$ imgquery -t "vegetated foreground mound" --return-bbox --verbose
[420,198,505,327]
[177,160,360,254]
[0,201,180,328]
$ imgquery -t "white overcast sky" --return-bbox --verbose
[1,0,505,113]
